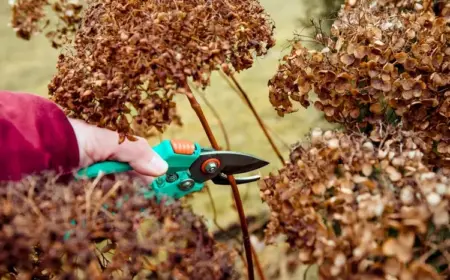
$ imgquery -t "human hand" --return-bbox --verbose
[68,118,168,184]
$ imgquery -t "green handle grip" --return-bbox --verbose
[77,161,133,178]
[75,140,204,201]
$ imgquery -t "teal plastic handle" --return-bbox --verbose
[75,140,204,201]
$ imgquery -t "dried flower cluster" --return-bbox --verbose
[268,0,449,162]
[47,0,275,139]
[260,127,450,279]
[344,0,434,11]
[9,0,84,48]
[345,0,450,16]
[0,173,238,279]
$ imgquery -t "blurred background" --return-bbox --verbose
[0,0,342,278]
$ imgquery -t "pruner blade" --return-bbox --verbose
[211,173,263,185]
[189,150,269,185]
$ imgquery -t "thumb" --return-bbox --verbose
[108,136,168,177]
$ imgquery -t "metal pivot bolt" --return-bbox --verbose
[178,179,195,191]
[166,173,178,183]
[204,161,218,174]
[201,158,221,175]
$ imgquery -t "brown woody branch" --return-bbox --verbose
[184,86,256,280]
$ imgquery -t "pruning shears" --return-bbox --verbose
[75,139,269,201]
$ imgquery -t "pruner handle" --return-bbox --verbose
[77,161,133,177]
[75,140,205,201]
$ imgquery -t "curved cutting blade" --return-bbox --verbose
[211,173,262,185]
[189,150,269,183]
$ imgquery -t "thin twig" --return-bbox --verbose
[265,125,291,150]
[94,248,107,271]
[85,174,102,222]
[26,178,45,220]
[205,185,227,232]
[238,246,248,270]
[184,86,255,280]
[197,89,231,150]
[11,185,44,220]
[93,180,123,218]
[218,70,241,95]
[218,70,289,150]
[242,184,251,203]
[303,264,313,280]
[251,244,267,280]
[228,73,285,165]
[185,89,220,148]
[210,205,266,280]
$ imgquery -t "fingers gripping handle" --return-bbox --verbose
[77,161,133,177]
[75,140,204,201]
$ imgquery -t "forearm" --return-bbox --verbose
[0,90,80,181]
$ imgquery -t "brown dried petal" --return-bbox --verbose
[340,54,356,66]
[354,45,368,59]
[382,232,414,263]
[395,52,408,63]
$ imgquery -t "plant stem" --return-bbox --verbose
[226,174,255,280]
[194,86,251,263]
[265,124,291,150]
[251,244,267,280]
[197,90,231,150]
[184,87,255,280]
[228,73,285,165]
[205,186,226,231]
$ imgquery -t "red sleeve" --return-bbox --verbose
[0,90,80,181]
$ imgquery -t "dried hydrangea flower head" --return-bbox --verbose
[9,0,84,48]
[260,126,450,279]
[345,0,450,16]
[344,0,435,10]
[0,173,239,279]
[48,0,275,140]
[268,0,449,163]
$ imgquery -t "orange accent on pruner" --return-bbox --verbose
[201,158,221,173]
[170,140,196,155]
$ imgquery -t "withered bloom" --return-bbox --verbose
[268,0,449,164]
[9,0,84,48]
[48,0,275,140]
[260,126,450,279]
[0,173,239,279]
[344,0,435,10]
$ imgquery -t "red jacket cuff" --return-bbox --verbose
[0,90,80,181]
